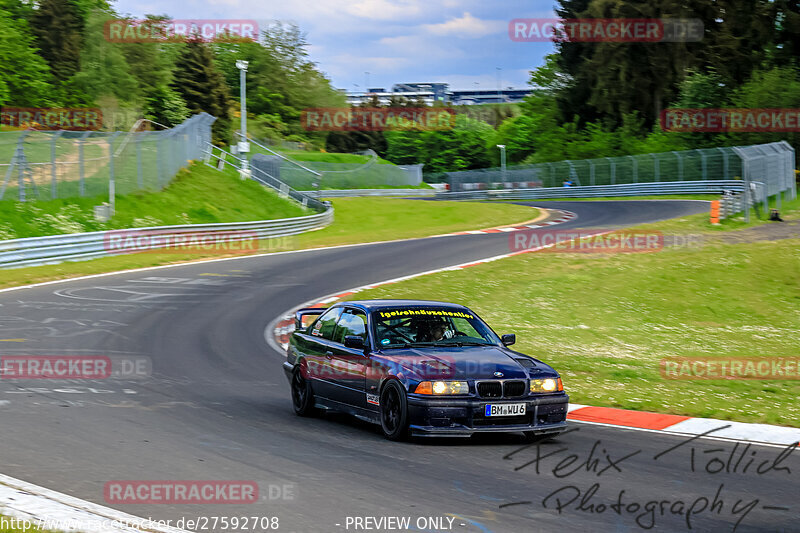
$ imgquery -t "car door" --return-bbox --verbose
[302,306,343,399]
[328,308,370,409]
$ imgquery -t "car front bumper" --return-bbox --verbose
[406,393,569,437]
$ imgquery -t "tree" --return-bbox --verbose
[213,22,344,142]
[172,37,232,144]
[0,9,54,106]
[725,66,800,149]
[385,114,493,173]
[699,0,774,87]
[142,85,190,127]
[118,15,189,127]
[553,0,596,125]
[31,0,84,82]
[69,10,139,105]
[773,0,800,63]
[326,131,387,155]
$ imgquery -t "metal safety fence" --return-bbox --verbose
[0,113,215,202]
[445,142,795,221]
[313,189,434,198]
[241,136,422,190]
[437,180,748,200]
[0,208,333,269]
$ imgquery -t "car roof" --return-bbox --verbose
[335,299,471,312]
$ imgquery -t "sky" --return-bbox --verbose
[111,0,558,92]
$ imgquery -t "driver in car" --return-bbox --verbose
[417,317,450,342]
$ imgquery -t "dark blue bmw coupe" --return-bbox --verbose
[283,300,568,441]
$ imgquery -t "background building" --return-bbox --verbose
[344,82,532,106]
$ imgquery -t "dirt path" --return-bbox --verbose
[715,219,800,243]
[27,139,110,188]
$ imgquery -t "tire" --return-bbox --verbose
[291,364,317,417]
[379,380,410,441]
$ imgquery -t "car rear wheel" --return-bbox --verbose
[291,365,317,416]
[380,380,409,441]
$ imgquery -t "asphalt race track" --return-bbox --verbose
[1,200,796,533]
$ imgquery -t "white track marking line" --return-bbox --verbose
[0,208,554,296]
[0,473,189,532]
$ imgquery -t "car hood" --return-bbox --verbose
[372,345,556,380]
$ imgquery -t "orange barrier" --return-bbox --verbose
[710,200,720,224]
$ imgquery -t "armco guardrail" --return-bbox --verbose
[0,208,333,269]
[435,180,747,201]
[315,189,435,198]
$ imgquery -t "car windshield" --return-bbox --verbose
[372,306,500,348]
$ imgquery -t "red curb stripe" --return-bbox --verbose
[568,406,690,430]
[459,261,485,268]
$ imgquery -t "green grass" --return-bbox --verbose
[0,198,538,289]
[0,514,51,532]
[631,194,800,234]
[0,162,308,240]
[250,145,395,165]
[521,194,716,201]
[343,236,800,427]
[292,198,538,248]
[274,149,396,165]
[319,183,433,190]
[247,146,432,189]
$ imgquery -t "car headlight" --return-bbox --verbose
[415,381,469,395]
[530,377,563,393]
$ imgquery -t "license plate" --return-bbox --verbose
[484,403,526,417]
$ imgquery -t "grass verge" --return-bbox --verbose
[631,194,800,234]
[519,194,716,202]
[0,198,538,289]
[344,238,800,427]
[0,514,51,532]
[0,163,308,240]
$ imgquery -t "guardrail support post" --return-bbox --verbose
[50,131,63,199]
[79,130,91,196]
[701,153,708,180]
[673,152,683,180]
[717,147,729,179]
[136,132,143,189]
[15,133,28,202]
[108,132,121,216]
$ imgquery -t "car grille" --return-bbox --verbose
[476,380,527,398]
[503,380,527,398]
[477,381,502,398]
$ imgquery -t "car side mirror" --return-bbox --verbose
[344,335,365,349]
[501,334,516,346]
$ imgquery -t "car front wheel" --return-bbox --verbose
[291,365,317,416]
[380,380,409,441]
